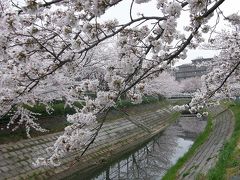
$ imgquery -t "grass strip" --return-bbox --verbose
[162,113,213,180]
[207,102,240,180]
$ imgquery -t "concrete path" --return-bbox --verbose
[0,107,176,180]
[178,106,234,179]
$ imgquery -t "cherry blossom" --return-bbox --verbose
[0,0,235,165]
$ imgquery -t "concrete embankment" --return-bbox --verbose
[0,107,177,179]
[178,106,234,179]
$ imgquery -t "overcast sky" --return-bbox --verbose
[100,0,240,65]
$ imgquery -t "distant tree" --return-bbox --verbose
[180,77,202,93]
[145,71,183,98]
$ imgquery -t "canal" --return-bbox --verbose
[65,115,206,180]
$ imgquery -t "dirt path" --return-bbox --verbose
[178,107,234,179]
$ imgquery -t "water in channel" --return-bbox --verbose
[68,115,206,180]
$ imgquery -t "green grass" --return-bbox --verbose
[162,113,213,180]
[207,102,240,180]
[0,101,84,124]
[24,101,84,117]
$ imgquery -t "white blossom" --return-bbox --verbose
[0,0,236,166]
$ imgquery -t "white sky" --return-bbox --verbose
[100,0,240,65]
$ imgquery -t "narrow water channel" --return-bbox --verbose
[66,115,206,180]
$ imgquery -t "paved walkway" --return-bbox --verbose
[0,107,176,180]
[178,106,234,179]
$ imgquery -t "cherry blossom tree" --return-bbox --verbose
[180,77,202,93]
[144,71,183,97]
[187,16,240,115]
[0,0,236,165]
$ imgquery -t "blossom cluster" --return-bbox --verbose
[189,15,240,114]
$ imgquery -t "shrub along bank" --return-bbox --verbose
[0,96,183,143]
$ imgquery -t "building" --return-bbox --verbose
[174,58,212,81]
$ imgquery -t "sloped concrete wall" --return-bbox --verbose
[0,108,177,179]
